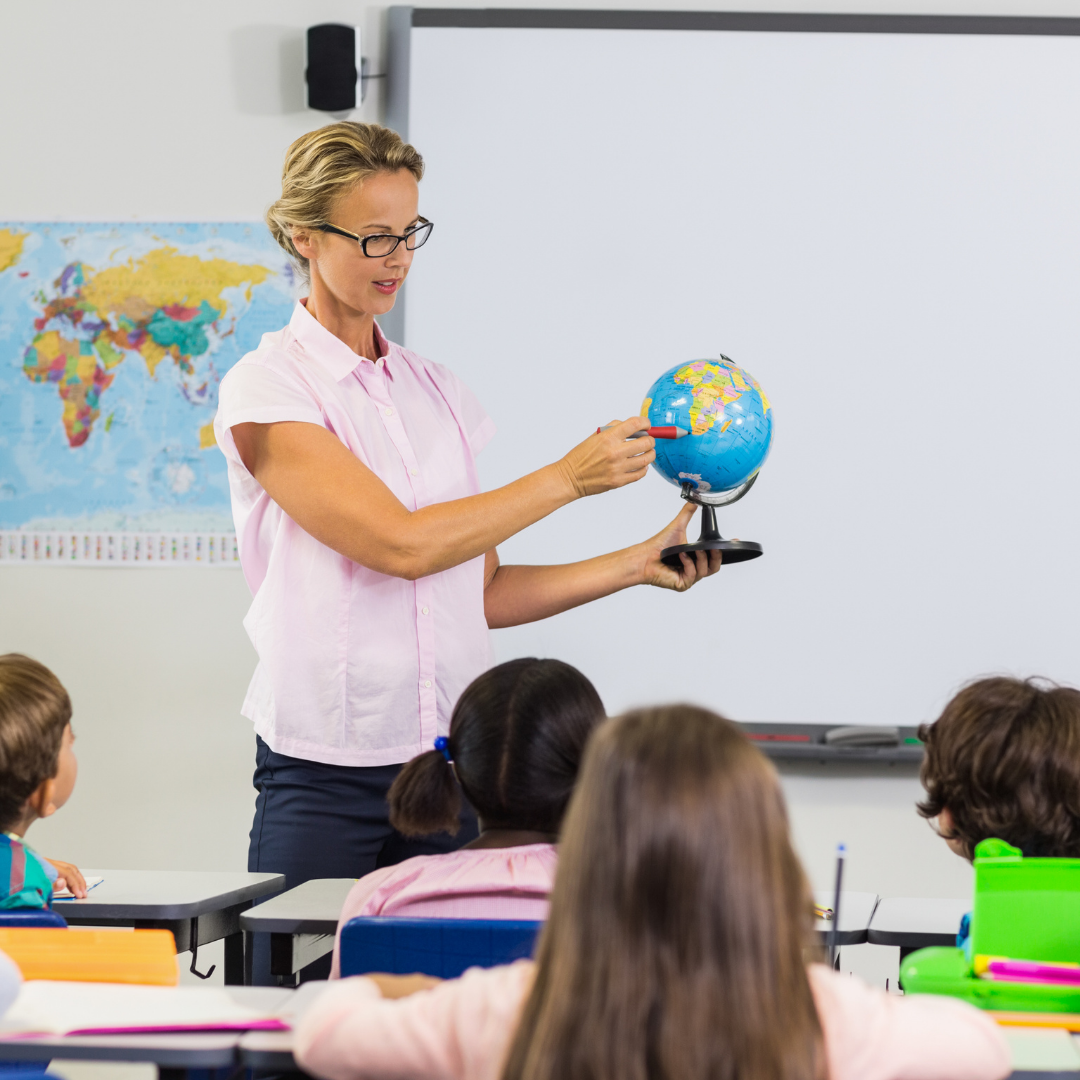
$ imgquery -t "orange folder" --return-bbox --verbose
[989,1010,1080,1032]
[0,929,178,986]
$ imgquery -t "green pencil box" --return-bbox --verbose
[902,839,1080,1012]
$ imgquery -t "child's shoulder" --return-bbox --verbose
[0,835,55,910]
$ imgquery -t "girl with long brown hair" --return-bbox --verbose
[295,705,1010,1080]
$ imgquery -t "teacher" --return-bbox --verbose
[213,121,719,894]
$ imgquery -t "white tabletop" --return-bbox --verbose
[52,869,286,922]
[240,877,355,935]
[814,891,879,945]
[867,896,970,947]
[0,986,294,1066]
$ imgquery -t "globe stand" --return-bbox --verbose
[660,479,764,568]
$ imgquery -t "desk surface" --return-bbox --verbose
[52,869,286,922]
[867,897,969,948]
[0,987,293,1066]
[814,891,878,946]
[240,877,354,935]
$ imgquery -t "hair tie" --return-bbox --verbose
[434,736,452,763]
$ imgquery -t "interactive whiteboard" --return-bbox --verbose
[389,10,1080,727]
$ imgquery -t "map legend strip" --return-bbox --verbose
[0,532,240,567]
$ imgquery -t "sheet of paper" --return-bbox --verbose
[1003,1027,1080,1070]
[0,981,287,1036]
[52,877,104,901]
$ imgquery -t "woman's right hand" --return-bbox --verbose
[557,417,655,498]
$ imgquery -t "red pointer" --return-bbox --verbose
[597,424,690,440]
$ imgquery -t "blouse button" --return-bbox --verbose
[410,468,418,477]
[424,680,432,688]
[422,606,429,615]
[384,407,394,417]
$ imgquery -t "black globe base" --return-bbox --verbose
[660,538,763,567]
[660,503,763,569]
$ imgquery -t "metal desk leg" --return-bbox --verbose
[244,929,254,986]
[224,930,245,986]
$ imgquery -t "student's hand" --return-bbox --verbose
[46,859,86,898]
[638,503,722,591]
[366,973,442,999]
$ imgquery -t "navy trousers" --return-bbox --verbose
[247,736,478,981]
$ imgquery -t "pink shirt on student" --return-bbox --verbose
[296,961,1012,1080]
[329,844,557,977]
[214,301,496,767]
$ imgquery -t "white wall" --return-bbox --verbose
[4,0,1074,901]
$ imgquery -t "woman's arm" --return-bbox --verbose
[230,417,652,580]
[483,504,721,628]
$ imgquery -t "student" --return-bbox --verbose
[329,658,604,977]
[0,655,86,907]
[917,676,1080,859]
[297,705,1010,1080]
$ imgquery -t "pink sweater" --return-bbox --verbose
[296,961,1011,1080]
[330,845,557,978]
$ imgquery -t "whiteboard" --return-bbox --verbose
[396,14,1080,727]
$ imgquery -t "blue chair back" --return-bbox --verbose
[0,910,67,929]
[340,917,542,979]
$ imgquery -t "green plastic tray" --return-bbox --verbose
[902,947,1080,1011]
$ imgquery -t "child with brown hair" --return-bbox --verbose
[328,657,605,977]
[0,654,86,906]
[298,705,1009,1080]
[917,676,1080,859]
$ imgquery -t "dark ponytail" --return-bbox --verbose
[387,747,462,837]
[389,658,605,838]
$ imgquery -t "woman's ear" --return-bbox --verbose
[291,228,316,261]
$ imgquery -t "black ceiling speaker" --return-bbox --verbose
[306,24,359,112]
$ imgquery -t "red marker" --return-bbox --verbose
[597,424,689,440]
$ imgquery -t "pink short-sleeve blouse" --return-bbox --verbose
[213,300,496,767]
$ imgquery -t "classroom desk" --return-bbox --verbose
[0,987,296,1079]
[867,896,969,959]
[245,882,879,977]
[52,869,286,985]
[814,891,879,946]
[240,877,354,980]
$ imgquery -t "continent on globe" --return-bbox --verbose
[643,356,773,495]
[672,359,771,436]
[22,247,271,448]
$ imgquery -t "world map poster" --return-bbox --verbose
[0,223,297,566]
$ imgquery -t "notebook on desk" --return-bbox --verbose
[52,877,103,901]
[0,981,289,1037]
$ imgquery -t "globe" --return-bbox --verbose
[642,356,773,499]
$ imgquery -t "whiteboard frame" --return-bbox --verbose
[382,5,1080,346]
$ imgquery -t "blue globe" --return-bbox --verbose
[643,357,773,497]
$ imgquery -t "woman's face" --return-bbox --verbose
[293,169,421,317]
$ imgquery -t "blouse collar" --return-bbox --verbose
[290,299,391,382]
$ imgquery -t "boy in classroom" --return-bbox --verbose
[0,654,87,906]
[917,676,1080,859]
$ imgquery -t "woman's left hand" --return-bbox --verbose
[639,503,722,591]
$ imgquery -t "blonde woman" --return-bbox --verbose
[212,122,718,946]
[294,706,1010,1080]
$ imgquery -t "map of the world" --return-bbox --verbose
[0,223,297,565]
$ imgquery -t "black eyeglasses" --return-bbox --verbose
[318,218,433,257]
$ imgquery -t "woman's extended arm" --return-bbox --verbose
[482,503,721,628]
[230,417,653,580]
